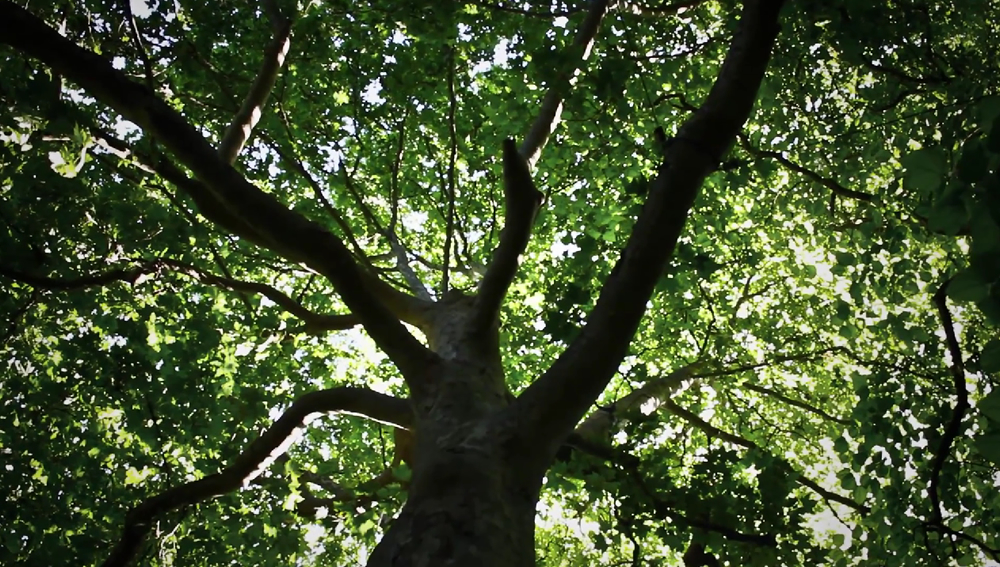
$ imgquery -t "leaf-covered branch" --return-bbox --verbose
[0,261,153,291]
[513,0,787,464]
[741,139,875,202]
[0,2,437,380]
[101,387,412,567]
[627,465,778,546]
[0,259,362,332]
[740,382,851,426]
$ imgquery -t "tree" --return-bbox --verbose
[1,0,999,565]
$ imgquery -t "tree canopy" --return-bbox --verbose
[1,0,999,565]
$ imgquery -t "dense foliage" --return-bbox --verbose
[1,0,999,565]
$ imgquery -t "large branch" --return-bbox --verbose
[471,0,613,333]
[574,366,694,442]
[218,13,291,164]
[521,0,616,166]
[101,387,412,567]
[91,118,431,327]
[0,3,438,380]
[156,155,431,328]
[512,0,787,460]
[471,139,543,332]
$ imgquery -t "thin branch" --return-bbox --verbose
[0,261,154,291]
[619,0,705,17]
[89,144,255,312]
[741,139,875,203]
[741,382,851,426]
[661,398,869,514]
[218,13,291,164]
[101,387,412,567]
[471,139,543,333]
[389,108,409,233]
[0,5,438,380]
[924,523,1000,562]
[512,0,787,468]
[441,46,460,296]
[926,280,970,525]
[263,115,368,259]
[0,259,362,332]
[521,0,616,166]
[120,0,155,91]
[338,157,433,301]
[694,348,847,378]
[157,258,361,330]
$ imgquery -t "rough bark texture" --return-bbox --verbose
[368,299,539,566]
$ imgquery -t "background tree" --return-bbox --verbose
[1,0,999,566]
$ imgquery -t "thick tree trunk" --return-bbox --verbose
[366,295,543,567]
[366,451,540,567]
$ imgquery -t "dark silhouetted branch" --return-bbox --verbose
[926,281,970,525]
[742,140,875,202]
[741,382,851,426]
[101,387,411,567]
[0,4,438,380]
[513,0,787,471]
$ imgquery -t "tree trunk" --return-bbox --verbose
[365,296,543,567]
[366,450,540,567]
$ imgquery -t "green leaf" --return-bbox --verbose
[977,388,1000,421]
[947,268,990,303]
[973,432,1000,466]
[986,115,1000,153]
[982,340,1000,374]
[957,139,990,184]
[976,95,1000,129]
[841,473,856,490]
[927,204,969,235]
[900,148,947,196]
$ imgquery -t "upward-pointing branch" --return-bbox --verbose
[511,0,788,465]
[471,140,542,333]
[218,10,291,165]
[0,2,438,381]
[468,0,614,331]
[521,0,616,166]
